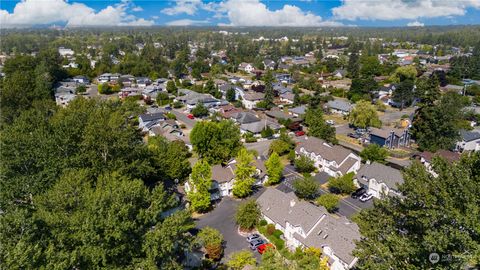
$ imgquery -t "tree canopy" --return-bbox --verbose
[355,153,480,269]
[349,100,382,129]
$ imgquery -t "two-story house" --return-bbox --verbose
[257,188,360,270]
[295,136,361,177]
[354,162,404,199]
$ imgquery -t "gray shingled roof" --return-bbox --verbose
[211,165,235,183]
[326,99,353,112]
[256,188,360,265]
[288,105,307,115]
[355,162,404,189]
[295,136,354,164]
[232,112,260,124]
[460,129,480,142]
[139,112,165,123]
[240,121,281,134]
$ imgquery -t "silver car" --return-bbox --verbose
[246,234,261,242]
[249,239,264,250]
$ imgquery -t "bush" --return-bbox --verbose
[173,101,183,108]
[191,103,209,117]
[360,144,388,163]
[156,92,170,106]
[235,200,261,230]
[165,112,176,120]
[293,176,319,199]
[328,172,356,194]
[273,230,283,238]
[316,194,339,213]
[259,219,267,226]
[266,224,276,236]
[294,155,316,173]
[261,126,274,138]
[269,139,292,155]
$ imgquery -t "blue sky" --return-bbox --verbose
[1,0,480,28]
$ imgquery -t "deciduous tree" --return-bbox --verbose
[349,100,382,128]
[265,152,283,185]
[235,200,261,230]
[233,148,256,198]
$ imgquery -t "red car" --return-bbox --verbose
[257,243,275,254]
[187,114,195,119]
[295,131,305,137]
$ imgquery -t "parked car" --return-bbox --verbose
[348,133,361,139]
[326,120,335,125]
[351,187,367,199]
[359,192,374,202]
[187,114,195,119]
[257,243,275,254]
[249,239,265,250]
[295,131,305,137]
[246,234,261,242]
[355,128,367,135]
[165,106,172,111]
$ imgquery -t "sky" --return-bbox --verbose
[1,0,480,28]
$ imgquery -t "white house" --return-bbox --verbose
[58,47,74,57]
[414,150,460,177]
[456,129,480,152]
[257,188,360,270]
[354,162,404,199]
[295,136,361,177]
[240,92,264,110]
[325,99,353,115]
[238,62,255,73]
[138,112,166,132]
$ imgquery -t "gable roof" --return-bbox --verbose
[211,165,235,183]
[295,136,355,164]
[288,105,307,115]
[326,99,353,112]
[356,162,404,190]
[139,112,165,123]
[460,129,480,142]
[232,112,260,124]
[257,188,360,265]
[240,120,281,134]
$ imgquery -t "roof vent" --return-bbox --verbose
[317,230,323,235]
[323,234,329,239]
[290,199,296,207]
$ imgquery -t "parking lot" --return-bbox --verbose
[195,190,265,262]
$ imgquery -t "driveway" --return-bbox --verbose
[172,108,198,129]
[195,189,265,262]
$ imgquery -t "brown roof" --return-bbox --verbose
[417,150,460,163]
[211,165,235,183]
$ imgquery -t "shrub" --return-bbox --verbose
[259,219,267,226]
[328,172,356,194]
[235,200,261,230]
[273,230,283,238]
[269,139,292,155]
[266,224,276,236]
[294,155,316,173]
[191,103,209,117]
[293,176,319,199]
[316,194,339,213]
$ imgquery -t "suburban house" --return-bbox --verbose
[231,111,260,125]
[369,127,411,149]
[456,128,480,152]
[238,62,255,73]
[176,89,226,109]
[138,112,166,132]
[288,105,307,117]
[216,104,243,119]
[354,162,404,199]
[58,47,74,57]
[332,69,347,79]
[240,120,281,136]
[326,99,353,115]
[413,150,461,177]
[136,77,152,88]
[257,188,360,270]
[280,92,295,104]
[54,85,77,107]
[263,59,276,70]
[295,136,361,177]
[72,75,90,84]
[142,84,164,100]
[240,92,265,109]
[98,73,120,83]
[149,119,183,138]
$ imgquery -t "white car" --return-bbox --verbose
[359,192,374,202]
[326,120,335,125]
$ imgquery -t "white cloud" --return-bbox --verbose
[332,0,480,21]
[132,6,144,12]
[0,0,154,28]
[161,0,205,15]
[166,19,209,26]
[407,21,424,27]
[217,0,342,27]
